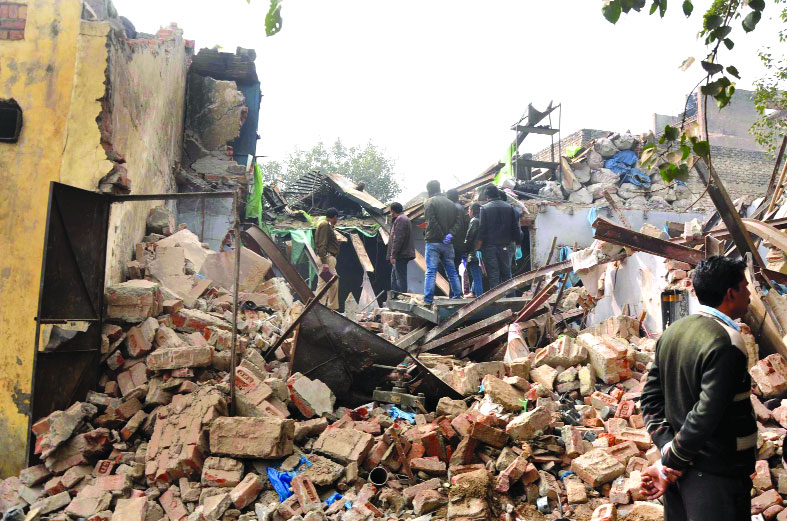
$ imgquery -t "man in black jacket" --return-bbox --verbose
[446,189,469,272]
[476,185,521,288]
[640,256,755,521]
[387,202,415,293]
[463,203,483,297]
[423,180,462,304]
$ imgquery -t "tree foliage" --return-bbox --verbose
[260,139,402,203]
[603,0,785,180]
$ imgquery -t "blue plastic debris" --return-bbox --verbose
[325,493,343,506]
[266,467,295,502]
[389,407,416,424]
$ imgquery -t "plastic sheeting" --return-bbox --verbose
[245,163,264,225]
[604,150,650,187]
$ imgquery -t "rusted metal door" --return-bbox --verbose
[30,183,109,456]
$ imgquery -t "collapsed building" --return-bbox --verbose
[4,2,787,521]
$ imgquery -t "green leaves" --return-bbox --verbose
[726,65,740,78]
[723,38,734,50]
[683,0,693,16]
[660,163,690,183]
[743,10,761,32]
[603,0,623,23]
[704,13,723,30]
[702,60,724,75]
[693,140,710,159]
[265,0,283,37]
[747,0,766,12]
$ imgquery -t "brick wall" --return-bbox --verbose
[0,2,26,40]
[709,145,772,200]
[531,129,610,162]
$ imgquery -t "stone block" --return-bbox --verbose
[436,397,468,417]
[529,365,558,391]
[505,406,551,440]
[565,476,588,504]
[534,336,587,368]
[105,281,163,323]
[576,333,630,384]
[286,373,335,418]
[482,374,525,412]
[210,417,294,459]
[507,357,530,380]
[313,428,373,464]
[571,449,625,487]
[146,346,212,371]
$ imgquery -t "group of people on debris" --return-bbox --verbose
[312,180,523,309]
[388,180,524,305]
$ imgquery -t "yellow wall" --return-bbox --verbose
[0,0,83,476]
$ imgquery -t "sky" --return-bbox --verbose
[112,0,784,201]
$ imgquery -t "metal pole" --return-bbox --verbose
[229,190,241,416]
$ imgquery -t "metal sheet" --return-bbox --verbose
[423,260,573,343]
[290,304,461,408]
[323,172,387,214]
[241,225,314,302]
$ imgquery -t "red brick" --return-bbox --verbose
[159,485,187,521]
[93,460,114,477]
[19,464,50,487]
[469,421,508,448]
[410,457,446,475]
[403,478,442,505]
[291,475,320,512]
[229,473,262,509]
[591,503,617,521]
[614,400,635,419]
[7,4,17,17]
[753,489,783,514]
[0,5,8,17]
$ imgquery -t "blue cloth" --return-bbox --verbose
[605,150,651,187]
[587,206,603,234]
[443,233,453,245]
[424,242,462,303]
[467,261,484,297]
[389,407,416,424]
[558,246,580,289]
[325,493,343,506]
[696,305,739,331]
[266,467,295,502]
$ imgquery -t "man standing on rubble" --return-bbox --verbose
[640,255,755,521]
[423,180,462,304]
[315,207,341,310]
[387,202,415,293]
[446,189,469,272]
[476,184,522,288]
[464,203,483,297]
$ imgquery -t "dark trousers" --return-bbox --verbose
[664,469,751,521]
[482,244,514,289]
[390,259,409,293]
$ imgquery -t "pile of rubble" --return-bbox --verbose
[514,132,699,211]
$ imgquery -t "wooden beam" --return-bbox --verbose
[592,217,705,266]
[602,190,631,229]
[423,259,574,343]
[420,309,513,353]
[350,233,374,273]
[241,225,315,302]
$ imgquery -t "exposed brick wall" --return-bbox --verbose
[0,3,26,40]
[531,129,611,162]
[709,145,772,200]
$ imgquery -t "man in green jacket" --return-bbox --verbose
[315,207,340,310]
[423,180,462,304]
[640,255,755,521]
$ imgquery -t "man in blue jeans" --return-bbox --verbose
[476,185,522,289]
[464,203,483,297]
[423,180,462,304]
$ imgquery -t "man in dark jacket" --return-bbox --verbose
[476,185,522,288]
[640,256,755,521]
[463,203,483,297]
[423,180,462,304]
[387,202,415,293]
[446,189,469,272]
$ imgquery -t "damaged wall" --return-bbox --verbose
[59,20,187,284]
[0,0,188,477]
[531,206,704,267]
[0,0,83,478]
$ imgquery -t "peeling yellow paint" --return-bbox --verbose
[0,0,83,477]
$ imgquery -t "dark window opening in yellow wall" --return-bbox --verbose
[0,99,23,143]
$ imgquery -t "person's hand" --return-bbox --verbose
[390,258,396,265]
[443,233,453,244]
[640,464,681,500]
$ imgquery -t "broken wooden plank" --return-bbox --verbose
[454,325,509,359]
[671,217,787,245]
[592,217,705,266]
[350,233,375,273]
[693,161,767,270]
[514,276,559,323]
[419,309,513,353]
[602,189,631,229]
[241,225,315,302]
[422,259,574,343]
[705,234,722,257]
[397,326,429,352]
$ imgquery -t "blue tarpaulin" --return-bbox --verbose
[605,150,651,187]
